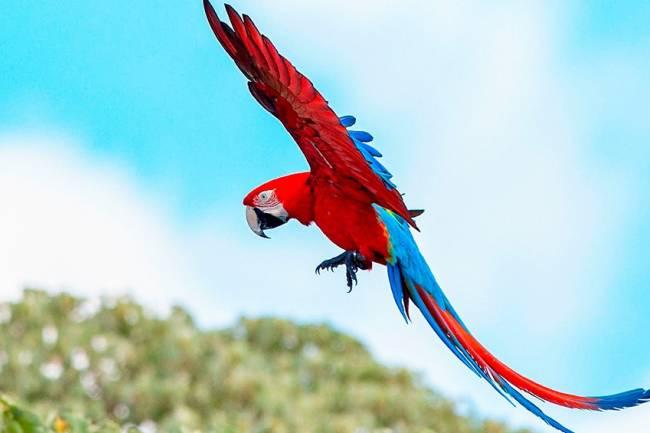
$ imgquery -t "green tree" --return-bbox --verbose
[0,290,533,433]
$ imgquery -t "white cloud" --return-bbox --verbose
[0,131,226,321]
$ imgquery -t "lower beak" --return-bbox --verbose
[245,206,286,239]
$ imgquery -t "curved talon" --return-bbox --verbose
[316,251,367,292]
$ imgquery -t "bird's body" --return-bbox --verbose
[313,179,389,266]
[203,2,650,432]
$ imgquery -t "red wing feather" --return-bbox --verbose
[203,1,416,229]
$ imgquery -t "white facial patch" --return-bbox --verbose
[262,202,288,221]
[253,189,278,207]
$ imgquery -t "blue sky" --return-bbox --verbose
[1,1,650,431]
[0,0,293,213]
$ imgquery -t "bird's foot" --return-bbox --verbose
[315,251,368,293]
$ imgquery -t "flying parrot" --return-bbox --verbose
[202,2,649,432]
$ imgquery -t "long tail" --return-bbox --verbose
[375,205,650,433]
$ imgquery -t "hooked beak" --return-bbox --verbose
[245,206,287,239]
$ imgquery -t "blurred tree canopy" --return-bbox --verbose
[0,290,532,433]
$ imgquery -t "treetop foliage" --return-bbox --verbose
[0,290,532,433]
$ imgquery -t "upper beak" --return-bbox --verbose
[246,206,269,238]
[245,206,286,239]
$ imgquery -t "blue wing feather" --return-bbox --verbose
[349,130,374,143]
[340,116,396,189]
[339,115,356,127]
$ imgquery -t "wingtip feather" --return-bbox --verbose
[203,0,240,58]
[225,3,246,38]
[224,3,237,15]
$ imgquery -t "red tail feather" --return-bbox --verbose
[415,285,599,410]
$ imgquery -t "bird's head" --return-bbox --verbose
[243,172,312,239]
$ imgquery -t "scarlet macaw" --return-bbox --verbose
[203,2,649,432]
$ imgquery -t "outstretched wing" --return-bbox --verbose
[203,1,416,228]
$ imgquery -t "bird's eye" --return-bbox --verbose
[259,191,269,201]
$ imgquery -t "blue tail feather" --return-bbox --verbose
[373,204,650,433]
[401,270,489,380]
[387,264,408,322]
[592,389,650,410]
[499,380,574,433]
